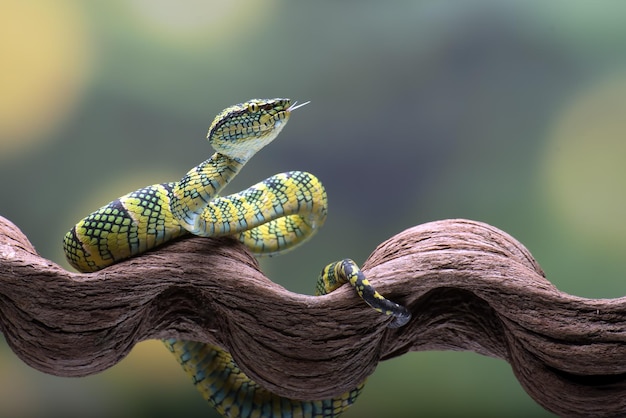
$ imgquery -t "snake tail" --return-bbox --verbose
[317,259,412,328]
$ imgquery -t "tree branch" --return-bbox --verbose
[0,215,625,417]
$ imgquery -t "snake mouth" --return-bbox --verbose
[287,100,310,112]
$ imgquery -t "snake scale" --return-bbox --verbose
[63,98,411,418]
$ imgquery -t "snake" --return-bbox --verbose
[63,98,411,418]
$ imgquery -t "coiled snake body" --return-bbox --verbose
[64,98,410,418]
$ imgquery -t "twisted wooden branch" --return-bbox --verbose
[0,214,625,417]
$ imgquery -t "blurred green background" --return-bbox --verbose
[2,1,626,417]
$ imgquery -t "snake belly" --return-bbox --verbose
[63,98,410,418]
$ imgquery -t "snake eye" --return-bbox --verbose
[247,102,259,113]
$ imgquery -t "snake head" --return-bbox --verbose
[207,98,308,162]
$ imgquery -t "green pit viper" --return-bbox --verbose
[63,98,411,418]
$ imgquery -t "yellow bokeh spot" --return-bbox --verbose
[542,75,626,251]
[111,340,186,388]
[0,0,91,159]
[123,0,276,45]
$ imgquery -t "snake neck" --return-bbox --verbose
[170,152,245,236]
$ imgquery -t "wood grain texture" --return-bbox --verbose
[0,215,625,417]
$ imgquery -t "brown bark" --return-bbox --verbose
[0,215,625,417]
